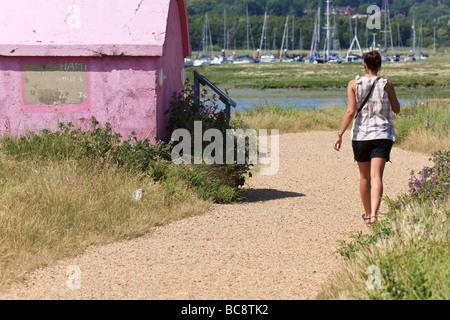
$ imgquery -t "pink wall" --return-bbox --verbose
[0,57,158,141]
[157,0,186,139]
[0,0,191,142]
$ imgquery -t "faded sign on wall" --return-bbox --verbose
[22,62,88,105]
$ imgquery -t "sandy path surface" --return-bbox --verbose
[0,132,430,300]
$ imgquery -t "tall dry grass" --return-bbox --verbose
[0,155,210,289]
[399,129,450,155]
[232,104,346,133]
[394,100,450,154]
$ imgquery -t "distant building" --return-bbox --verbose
[325,6,356,16]
[352,14,369,19]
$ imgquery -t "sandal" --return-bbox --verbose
[362,214,371,224]
[369,215,378,225]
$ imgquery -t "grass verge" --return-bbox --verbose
[232,104,346,134]
[314,137,449,300]
[316,202,450,300]
[0,155,210,290]
[0,115,250,290]
[394,100,450,154]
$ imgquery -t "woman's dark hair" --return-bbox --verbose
[364,50,382,72]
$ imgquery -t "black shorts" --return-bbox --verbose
[352,139,393,162]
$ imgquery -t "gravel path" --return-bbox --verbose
[0,132,430,300]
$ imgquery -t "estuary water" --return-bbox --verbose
[231,98,420,113]
[216,89,421,113]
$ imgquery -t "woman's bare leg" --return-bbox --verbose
[369,157,387,224]
[357,161,372,224]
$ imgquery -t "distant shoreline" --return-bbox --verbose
[223,87,450,100]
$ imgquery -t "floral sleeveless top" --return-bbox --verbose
[350,75,396,141]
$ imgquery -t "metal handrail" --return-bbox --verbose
[193,70,237,121]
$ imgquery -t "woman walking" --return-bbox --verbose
[334,51,400,225]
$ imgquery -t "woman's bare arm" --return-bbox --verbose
[385,80,400,114]
[334,79,357,151]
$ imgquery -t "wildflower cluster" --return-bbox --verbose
[397,150,450,207]
[165,82,229,139]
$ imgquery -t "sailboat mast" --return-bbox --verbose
[381,0,394,54]
[280,15,289,59]
[316,6,321,57]
[265,17,268,52]
[366,26,369,50]
[384,0,388,49]
[397,23,403,51]
[207,13,214,57]
[325,0,331,61]
[332,13,340,54]
[246,5,250,52]
[349,14,353,46]
[273,29,277,51]
[203,13,207,55]
[223,8,227,51]
[299,29,303,52]
[292,15,295,51]
[259,12,267,58]
[310,16,317,57]
[388,3,394,54]
[412,11,416,56]
[419,22,423,53]
[433,26,436,55]
[286,16,289,53]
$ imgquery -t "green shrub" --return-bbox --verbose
[0,119,170,167]
[164,80,253,191]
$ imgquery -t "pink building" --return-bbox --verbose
[0,0,191,141]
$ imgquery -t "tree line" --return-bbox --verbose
[188,12,450,55]
[187,0,450,54]
[187,0,450,20]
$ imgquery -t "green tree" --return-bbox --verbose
[266,0,283,15]
[186,0,450,50]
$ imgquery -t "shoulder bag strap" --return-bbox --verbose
[355,77,380,119]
